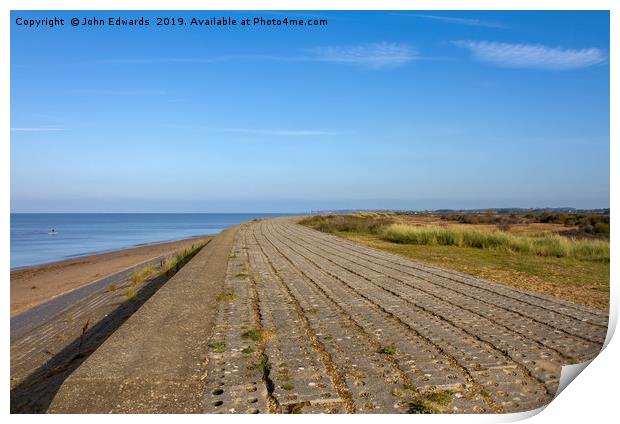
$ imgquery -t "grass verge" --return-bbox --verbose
[341,232,609,310]
[301,214,609,310]
[381,224,609,261]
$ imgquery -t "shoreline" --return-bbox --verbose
[10,234,210,271]
[10,235,211,316]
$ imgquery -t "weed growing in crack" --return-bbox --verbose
[406,400,439,414]
[423,390,454,406]
[379,345,397,355]
[241,329,263,342]
[209,342,226,353]
[216,292,238,302]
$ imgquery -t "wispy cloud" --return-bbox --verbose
[453,40,607,70]
[393,13,505,29]
[309,42,415,68]
[11,127,65,132]
[84,43,417,69]
[216,128,348,136]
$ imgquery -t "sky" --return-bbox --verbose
[10,11,610,213]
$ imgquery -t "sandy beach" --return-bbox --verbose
[10,236,210,316]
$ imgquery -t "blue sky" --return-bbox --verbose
[10,11,609,212]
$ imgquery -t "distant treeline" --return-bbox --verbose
[440,211,609,238]
[313,208,609,215]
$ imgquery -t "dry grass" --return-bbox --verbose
[381,224,609,261]
[131,266,154,285]
[160,243,206,276]
[299,214,394,235]
[340,232,609,310]
[216,292,238,302]
[301,214,609,310]
[125,286,138,302]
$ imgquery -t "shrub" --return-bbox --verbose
[299,214,394,235]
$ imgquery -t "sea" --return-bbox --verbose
[10,213,290,269]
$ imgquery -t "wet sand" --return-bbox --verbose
[11,236,210,316]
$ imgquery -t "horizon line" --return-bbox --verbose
[9,206,610,214]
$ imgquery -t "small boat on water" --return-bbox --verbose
[48,228,59,235]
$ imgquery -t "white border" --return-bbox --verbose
[2,1,616,423]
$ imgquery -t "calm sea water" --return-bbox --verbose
[10,213,288,269]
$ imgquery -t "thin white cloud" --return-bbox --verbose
[87,43,417,69]
[393,13,505,28]
[11,127,64,132]
[453,40,607,70]
[217,128,348,136]
[310,42,415,68]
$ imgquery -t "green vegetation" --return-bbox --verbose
[241,346,255,354]
[216,292,238,302]
[301,213,610,310]
[403,383,418,393]
[299,214,394,234]
[235,272,249,278]
[131,265,154,285]
[160,243,206,276]
[306,307,318,314]
[423,390,454,406]
[209,342,226,353]
[379,345,397,355]
[402,390,454,413]
[479,390,491,399]
[125,286,138,302]
[106,284,117,292]
[118,243,207,305]
[290,405,304,414]
[281,383,294,391]
[251,360,271,373]
[443,210,610,238]
[241,329,264,342]
[391,387,404,397]
[381,224,609,261]
[406,401,439,414]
